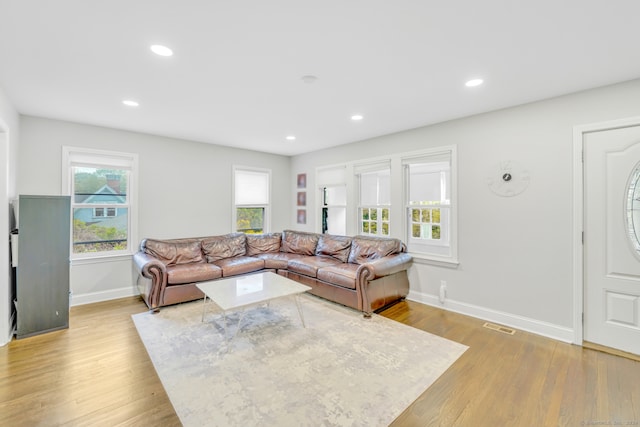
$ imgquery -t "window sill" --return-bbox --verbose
[71,252,133,266]
[408,253,459,268]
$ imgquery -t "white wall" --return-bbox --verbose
[18,116,291,305]
[291,78,640,342]
[0,85,20,346]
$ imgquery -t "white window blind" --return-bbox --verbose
[235,169,269,205]
[355,160,391,206]
[407,162,450,204]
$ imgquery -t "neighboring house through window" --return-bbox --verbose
[62,147,138,258]
[234,166,270,234]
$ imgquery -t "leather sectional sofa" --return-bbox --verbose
[133,230,412,317]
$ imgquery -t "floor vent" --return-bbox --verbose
[483,322,516,335]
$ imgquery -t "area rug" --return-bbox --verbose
[132,295,467,427]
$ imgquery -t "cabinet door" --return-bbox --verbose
[17,195,70,338]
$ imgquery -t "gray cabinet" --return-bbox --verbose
[16,195,71,339]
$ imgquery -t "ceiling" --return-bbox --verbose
[1,1,640,156]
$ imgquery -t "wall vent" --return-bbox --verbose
[483,322,516,335]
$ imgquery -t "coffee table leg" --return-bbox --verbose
[228,308,246,342]
[222,310,228,340]
[201,295,208,322]
[295,295,306,328]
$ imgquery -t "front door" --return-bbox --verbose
[583,124,640,355]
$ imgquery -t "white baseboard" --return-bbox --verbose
[407,290,575,344]
[71,286,140,307]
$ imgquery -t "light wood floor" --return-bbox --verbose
[1,297,638,426]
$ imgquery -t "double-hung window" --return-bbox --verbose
[355,161,391,236]
[403,148,456,260]
[62,147,138,258]
[234,166,270,234]
[321,185,347,235]
[317,165,347,235]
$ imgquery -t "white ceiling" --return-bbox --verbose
[1,1,640,156]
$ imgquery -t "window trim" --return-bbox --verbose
[316,164,350,234]
[313,146,458,266]
[401,145,458,265]
[62,146,138,260]
[321,184,347,234]
[355,162,391,237]
[232,165,271,233]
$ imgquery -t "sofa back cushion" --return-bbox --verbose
[144,239,203,266]
[201,233,247,263]
[316,234,352,263]
[281,230,319,256]
[246,233,282,256]
[348,236,402,264]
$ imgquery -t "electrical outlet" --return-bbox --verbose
[439,280,447,303]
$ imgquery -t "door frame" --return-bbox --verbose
[572,115,640,345]
[0,123,9,346]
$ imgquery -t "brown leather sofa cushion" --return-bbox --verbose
[316,234,352,263]
[144,239,203,266]
[213,256,265,277]
[348,236,402,264]
[166,263,222,285]
[287,255,343,278]
[246,233,282,256]
[281,230,319,255]
[317,264,359,289]
[202,233,246,262]
[253,252,307,269]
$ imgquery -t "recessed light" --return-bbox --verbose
[286,135,296,141]
[351,115,363,121]
[150,44,173,57]
[465,78,484,87]
[122,100,139,107]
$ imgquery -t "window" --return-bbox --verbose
[317,165,347,235]
[234,167,270,234]
[62,147,138,258]
[316,146,457,264]
[355,162,391,236]
[321,185,347,234]
[94,207,117,218]
[403,148,456,259]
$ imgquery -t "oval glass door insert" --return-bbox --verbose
[627,163,640,252]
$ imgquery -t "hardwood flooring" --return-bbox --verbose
[0,297,638,426]
[384,301,640,427]
[0,298,180,427]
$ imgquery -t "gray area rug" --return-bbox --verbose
[132,294,467,427]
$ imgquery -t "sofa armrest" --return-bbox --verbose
[133,251,167,310]
[355,253,412,317]
[359,253,413,280]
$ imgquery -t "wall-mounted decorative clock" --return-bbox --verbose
[487,160,530,197]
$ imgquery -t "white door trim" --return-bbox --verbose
[0,123,9,346]
[572,115,640,345]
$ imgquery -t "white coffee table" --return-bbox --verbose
[196,272,312,339]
